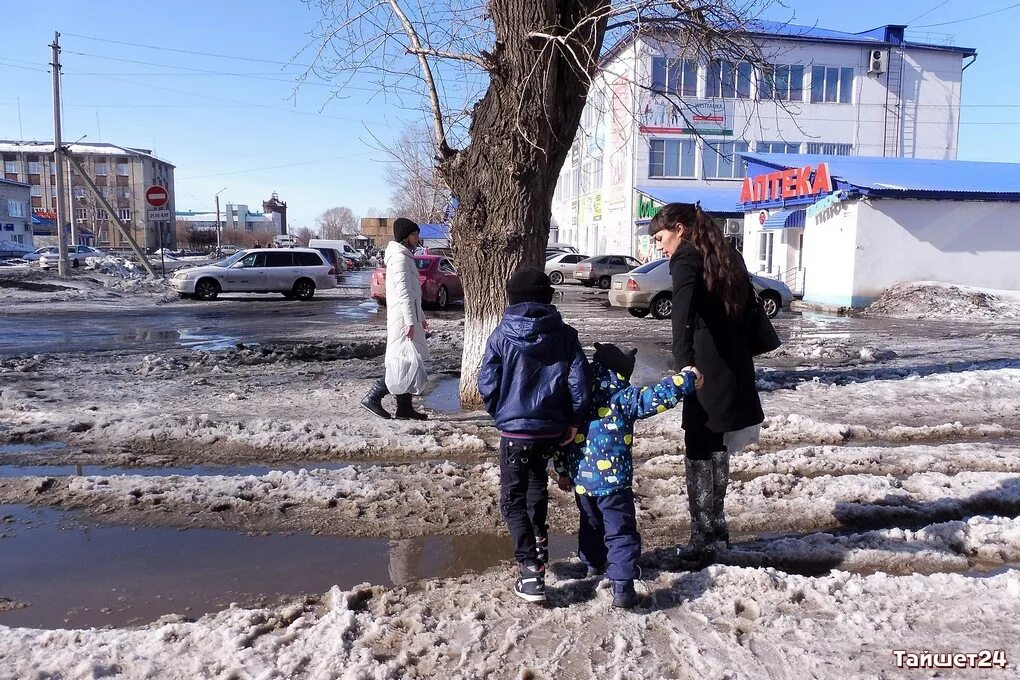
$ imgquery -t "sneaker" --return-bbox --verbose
[535,535,549,565]
[514,563,546,603]
[612,580,639,609]
[584,564,606,578]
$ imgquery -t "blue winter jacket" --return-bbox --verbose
[553,360,697,497]
[479,303,592,435]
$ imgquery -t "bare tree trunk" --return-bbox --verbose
[440,0,608,406]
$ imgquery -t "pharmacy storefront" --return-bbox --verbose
[737,153,1020,309]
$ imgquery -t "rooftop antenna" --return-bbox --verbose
[17,97,23,139]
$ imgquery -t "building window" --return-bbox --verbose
[97,209,109,220]
[75,208,88,220]
[759,64,805,101]
[30,185,42,197]
[116,163,129,176]
[591,157,603,189]
[7,200,27,217]
[95,162,108,176]
[73,186,86,199]
[572,167,581,196]
[101,187,112,199]
[649,139,696,178]
[759,231,774,272]
[651,57,698,97]
[51,186,57,197]
[117,208,131,220]
[3,159,16,173]
[119,187,131,199]
[28,161,40,174]
[707,61,752,99]
[810,66,854,104]
[758,141,801,154]
[805,142,853,156]
[703,141,749,179]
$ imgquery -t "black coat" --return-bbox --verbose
[670,242,764,434]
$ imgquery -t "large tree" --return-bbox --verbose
[307,0,770,405]
[316,206,361,240]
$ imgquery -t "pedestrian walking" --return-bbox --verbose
[478,266,591,603]
[361,217,429,420]
[648,202,765,567]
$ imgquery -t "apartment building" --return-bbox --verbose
[0,178,32,253]
[0,140,177,251]
[549,21,977,271]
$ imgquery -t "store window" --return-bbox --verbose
[805,142,853,156]
[759,64,805,101]
[810,66,854,104]
[651,57,699,97]
[703,141,749,179]
[648,139,696,178]
[759,231,774,273]
[758,141,801,154]
[707,60,752,99]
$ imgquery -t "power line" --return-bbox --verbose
[907,0,952,24]
[178,153,372,180]
[62,32,316,68]
[915,1,1020,27]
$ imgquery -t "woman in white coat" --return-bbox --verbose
[361,218,429,420]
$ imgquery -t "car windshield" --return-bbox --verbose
[631,259,667,274]
[213,251,248,267]
[414,258,433,270]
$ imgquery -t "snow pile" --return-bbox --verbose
[83,255,143,278]
[866,281,1020,320]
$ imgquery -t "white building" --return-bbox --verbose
[0,178,32,254]
[737,153,1020,308]
[550,21,976,263]
[176,205,276,233]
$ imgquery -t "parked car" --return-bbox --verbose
[573,254,642,289]
[313,246,348,282]
[170,248,337,301]
[23,246,59,262]
[608,258,794,319]
[308,239,365,267]
[544,252,590,285]
[38,245,108,269]
[370,254,463,310]
[218,244,242,256]
[546,242,579,256]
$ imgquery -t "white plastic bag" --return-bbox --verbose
[385,336,428,395]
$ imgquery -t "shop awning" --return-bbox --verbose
[636,185,743,216]
[762,208,805,230]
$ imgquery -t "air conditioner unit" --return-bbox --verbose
[724,220,743,237]
[868,49,887,75]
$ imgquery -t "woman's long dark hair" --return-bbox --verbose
[648,202,748,318]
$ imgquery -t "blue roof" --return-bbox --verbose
[0,178,30,189]
[418,223,450,240]
[740,21,975,55]
[762,207,805,230]
[740,153,1020,203]
[636,185,742,216]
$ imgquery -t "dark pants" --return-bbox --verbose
[575,488,641,581]
[499,437,555,566]
[683,399,726,460]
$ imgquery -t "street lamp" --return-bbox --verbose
[214,187,228,254]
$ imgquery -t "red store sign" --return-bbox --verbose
[739,163,832,204]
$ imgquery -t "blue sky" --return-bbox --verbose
[1,1,1017,229]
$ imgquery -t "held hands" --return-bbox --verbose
[557,475,572,492]
[560,425,578,446]
[681,365,704,390]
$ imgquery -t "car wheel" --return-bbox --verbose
[436,285,449,310]
[650,294,672,320]
[549,271,564,285]
[761,291,781,318]
[598,276,611,290]
[628,308,650,318]
[71,258,80,269]
[194,278,220,301]
[293,278,316,301]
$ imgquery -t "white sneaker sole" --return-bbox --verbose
[514,588,546,603]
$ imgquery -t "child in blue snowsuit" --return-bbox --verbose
[554,342,697,608]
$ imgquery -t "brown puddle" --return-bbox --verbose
[0,505,570,630]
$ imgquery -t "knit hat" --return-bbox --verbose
[392,217,420,243]
[506,266,554,306]
[593,342,637,380]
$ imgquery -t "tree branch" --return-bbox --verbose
[406,46,491,70]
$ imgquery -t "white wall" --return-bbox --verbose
[799,199,860,308]
[853,199,1020,301]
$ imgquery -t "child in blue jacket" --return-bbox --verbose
[554,342,697,608]
[479,267,592,604]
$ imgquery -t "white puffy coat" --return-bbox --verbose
[384,241,429,388]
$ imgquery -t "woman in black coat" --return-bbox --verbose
[648,202,764,565]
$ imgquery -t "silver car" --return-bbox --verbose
[573,254,643,289]
[609,259,794,319]
[38,245,107,269]
[170,248,337,301]
[544,252,589,285]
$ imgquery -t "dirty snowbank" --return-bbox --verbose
[866,281,1020,321]
[2,554,1017,679]
[0,267,173,309]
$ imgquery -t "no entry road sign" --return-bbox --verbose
[145,185,169,208]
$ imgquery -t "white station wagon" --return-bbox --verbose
[171,248,337,301]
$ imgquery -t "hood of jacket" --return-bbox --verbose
[590,359,630,410]
[499,303,568,354]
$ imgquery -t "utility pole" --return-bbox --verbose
[214,187,227,254]
[50,32,69,275]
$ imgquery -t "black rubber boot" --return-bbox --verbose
[710,448,731,548]
[360,378,391,420]
[394,393,428,420]
[677,457,717,568]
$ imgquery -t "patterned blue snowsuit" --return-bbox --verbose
[554,360,696,580]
